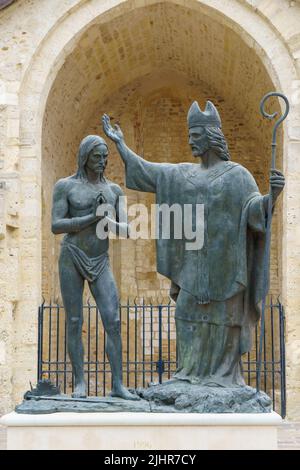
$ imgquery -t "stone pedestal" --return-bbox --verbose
[0,411,281,450]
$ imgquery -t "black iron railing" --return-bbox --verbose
[37,297,286,417]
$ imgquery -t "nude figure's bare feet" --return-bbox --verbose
[72,381,87,398]
[110,384,140,401]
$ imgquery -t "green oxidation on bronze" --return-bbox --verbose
[16,395,150,414]
[15,382,271,414]
[102,100,285,408]
[51,135,139,401]
[138,381,272,413]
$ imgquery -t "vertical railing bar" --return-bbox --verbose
[71,368,74,393]
[247,351,251,385]
[158,305,163,384]
[127,298,130,388]
[118,303,123,396]
[255,324,258,390]
[168,303,171,380]
[150,303,153,383]
[175,304,178,371]
[87,301,91,397]
[95,305,99,396]
[48,301,52,380]
[135,303,138,389]
[63,305,67,394]
[263,305,267,393]
[71,303,74,394]
[270,296,275,409]
[41,302,45,380]
[142,298,145,388]
[37,303,44,382]
[283,305,287,419]
[56,303,60,388]
[103,307,106,397]
[279,303,286,418]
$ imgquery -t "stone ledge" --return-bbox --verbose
[1,411,282,427]
[0,411,282,450]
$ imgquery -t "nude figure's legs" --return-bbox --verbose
[89,266,139,400]
[59,249,86,398]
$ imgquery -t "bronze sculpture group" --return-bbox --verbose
[51,99,285,408]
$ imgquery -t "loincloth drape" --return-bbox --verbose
[61,242,109,283]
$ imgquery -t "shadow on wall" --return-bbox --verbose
[0,0,15,10]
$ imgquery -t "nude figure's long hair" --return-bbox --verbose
[205,126,230,161]
[75,135,108,181]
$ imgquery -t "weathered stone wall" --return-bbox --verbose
[0,0,299,418]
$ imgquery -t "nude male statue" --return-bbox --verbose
[51,135,139,399]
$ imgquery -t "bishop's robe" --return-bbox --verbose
[125,152,267,387]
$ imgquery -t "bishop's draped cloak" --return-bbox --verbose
[125,152,267,386]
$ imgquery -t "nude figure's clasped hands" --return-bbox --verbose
[102,114,124,144]
[93,191,107,218]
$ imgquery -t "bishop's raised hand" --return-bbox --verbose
[102,114,124,144]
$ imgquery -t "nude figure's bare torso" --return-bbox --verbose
[55,176,120,257]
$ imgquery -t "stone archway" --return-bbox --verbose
[13,0,299,417]
[41,1,284,299]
